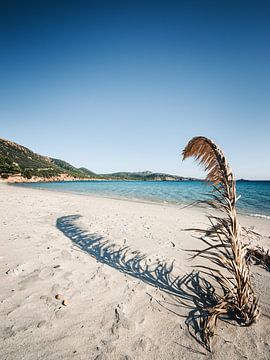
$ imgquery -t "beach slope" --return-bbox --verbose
[0,184,269,359]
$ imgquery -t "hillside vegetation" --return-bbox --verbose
[0,138,195,181]
[0,138,96,179]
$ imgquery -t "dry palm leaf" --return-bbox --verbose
[246,246,270,271]
[182,136,260,351]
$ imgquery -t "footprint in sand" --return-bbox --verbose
[3,326,15,340]
[39,266,55,279]
[132,337,153,352]
[18,269,41,290]
[109,304,133,338]
[37,320,46,328]
[40,295,53,306]
[61,249,72,260]
[51,283,61,295]
[63,272,72,281]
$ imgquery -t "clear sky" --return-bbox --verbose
[1,0,269,179]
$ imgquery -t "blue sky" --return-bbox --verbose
[1,0,270,179]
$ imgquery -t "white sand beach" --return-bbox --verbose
[0,183,269,360]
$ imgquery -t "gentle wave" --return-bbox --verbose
[249,213,270,220]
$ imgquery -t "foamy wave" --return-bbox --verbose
[249,213,270,220]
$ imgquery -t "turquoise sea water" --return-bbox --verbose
[16,180,270,218]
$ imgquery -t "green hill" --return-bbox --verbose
[50,158,98,178]
[0,138,196,181]
[102,171,189,181]
[0,138,96,179]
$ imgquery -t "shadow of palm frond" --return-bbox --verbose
[56,214,220,349]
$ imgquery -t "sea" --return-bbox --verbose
[16,180,270,219]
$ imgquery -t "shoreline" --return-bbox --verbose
[0,183,269,359]
[10,181,205,210]
[11,181,270,220]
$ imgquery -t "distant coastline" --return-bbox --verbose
[3,175,269,185]
[2,175,201,184]
[1,138,268,184]
[0,138,199,183]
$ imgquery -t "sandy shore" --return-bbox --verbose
[0,183,269,360]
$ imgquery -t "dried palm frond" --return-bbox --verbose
[182,136,260,351]
[246,246,270,271]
